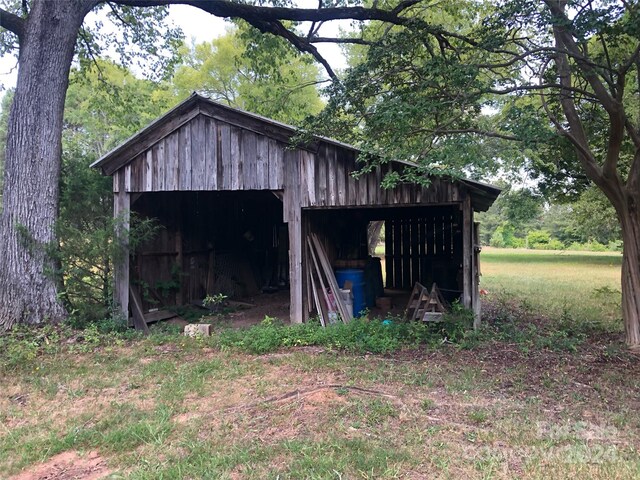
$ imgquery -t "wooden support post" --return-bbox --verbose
[284,150,303,324]
[175,228,184,305]
[462,194,472,309]
[385,219,393,288]
[113,179,130,321]
[288,209,303,324]
[472,221,481,329]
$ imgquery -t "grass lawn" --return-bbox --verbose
[480,247,623,331]
[1,248,638,479]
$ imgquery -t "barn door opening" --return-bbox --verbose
[130,190,289,320]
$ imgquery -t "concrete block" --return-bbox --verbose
[184,323,212,337]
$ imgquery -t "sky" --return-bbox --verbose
[0,3,349,95]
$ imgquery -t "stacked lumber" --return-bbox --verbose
[307,233,353,326]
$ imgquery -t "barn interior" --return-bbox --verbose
[129,191,466,323]
[130,190,289,319]
[306,205,465,316]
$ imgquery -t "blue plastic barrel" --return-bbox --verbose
[335,269,366,316]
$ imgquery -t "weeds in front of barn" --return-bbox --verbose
[2,249,637,479]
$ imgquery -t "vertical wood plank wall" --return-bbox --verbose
[122,115,288,193]
[384,206,463,296]
[118,113,463,218]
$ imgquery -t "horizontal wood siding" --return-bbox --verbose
[124,114,286,193]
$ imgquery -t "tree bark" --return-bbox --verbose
[617,194,640,347]
[0,1,90,330]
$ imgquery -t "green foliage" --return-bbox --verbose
[212,308,476,355]
[0,323,132,372]
[567,187,622,245]
[568,240,608,252]
[77,3,183,82]
[476,295,588,353]
[526,230,551,249]
[172,22,323,124]
[490,223,517,248]
[0,325,59,371]
[48,60,172,326]
[203,293,228,314]
[64,60,175,157]
[478,187,542,245]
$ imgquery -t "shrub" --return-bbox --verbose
[526,229,551,249]
[567,240,608,252]
[490,226,506,248]
[490,223,521,248]
[212,312,475,355]
[584,240,607,252]
[544,239,565,250]
[510,237,526,249]
[607,240,623,252]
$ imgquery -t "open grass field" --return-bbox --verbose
[480,247,623,332]
[1,249,638,480]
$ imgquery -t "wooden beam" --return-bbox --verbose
[129,285,150,334]
[289,210,303,324]
[113,182,130,321]
[472,221,481,329]
[307,236,332,326]
[285,150,303,324]
[462,194,472,309]
[310,233,352,323]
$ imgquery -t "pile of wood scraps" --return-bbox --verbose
[405,282,448,322]
[307,233,353,327]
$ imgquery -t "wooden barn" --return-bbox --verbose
[92,93,500,329]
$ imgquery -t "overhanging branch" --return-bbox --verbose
[430,128,521,141]
[0,8,26,40]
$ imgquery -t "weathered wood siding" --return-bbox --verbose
[114,115,462,214]
[384,206,463,297]
[114,114,288,193]
[283,143,462,222]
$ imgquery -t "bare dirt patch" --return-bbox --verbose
[9,451,112,480]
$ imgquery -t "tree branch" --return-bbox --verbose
[543,0,617,114]
[112,0,420,24]
[248,18,338,79]
[110,0,429,78]
[0,8,26,40]
[425,128,521,141]
[310,37,373,46]
[544,31,603,185]
[487,83,597,99]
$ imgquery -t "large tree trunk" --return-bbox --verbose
[0,2,89,330]
[618,198,640,348]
